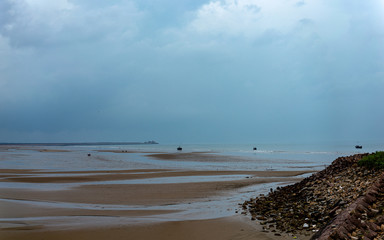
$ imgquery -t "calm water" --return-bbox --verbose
[1,142,383,171]
[1,142,383,224]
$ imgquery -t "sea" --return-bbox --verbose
[1,142,383,172]
[1,142,383,223]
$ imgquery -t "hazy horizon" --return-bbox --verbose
[1,0,383,144]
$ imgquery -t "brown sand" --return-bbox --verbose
[1,168,310,183]
[0,215,311,240]
[0,167,313,240]
[148,152,254,162]
[0,199,179,219]
[0,168,311,205]
[0,178,302,206]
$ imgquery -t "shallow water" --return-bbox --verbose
[1,142,383,228]
[0,174,252,190]
[1,142,373,171]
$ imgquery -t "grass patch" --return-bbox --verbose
[358,152,384,169]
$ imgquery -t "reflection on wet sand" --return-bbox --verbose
[0,146,315,240]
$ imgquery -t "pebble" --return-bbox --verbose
[242,153,384,238]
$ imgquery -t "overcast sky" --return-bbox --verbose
[1,0,383,144]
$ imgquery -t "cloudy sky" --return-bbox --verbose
[1,0,383,144]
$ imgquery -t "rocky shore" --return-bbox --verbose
[242,153,384,239]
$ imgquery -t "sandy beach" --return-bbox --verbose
[0,146,317,240]
[0,215,287,240]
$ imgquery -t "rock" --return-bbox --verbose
[242,153,384,239]
[367,222,380,232]
[364,229,378,239]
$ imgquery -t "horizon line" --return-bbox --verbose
[0,141,159,146]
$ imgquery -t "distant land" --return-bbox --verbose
[0,141,159,146]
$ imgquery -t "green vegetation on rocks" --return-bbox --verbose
[358,152,384,169]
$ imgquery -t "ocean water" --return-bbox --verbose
[1,142,383,224]
[1,142,382,171]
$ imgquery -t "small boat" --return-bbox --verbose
[253,147,257,151]
[355,145,362,149]
[177,146,182,151]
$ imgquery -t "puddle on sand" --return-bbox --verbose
[0,180,294,229]
[0,174,252,190]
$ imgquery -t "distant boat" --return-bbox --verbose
[355,145,363,149]
[253,147,257,151]
[177,146,182,151]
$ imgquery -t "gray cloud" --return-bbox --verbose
[0,0,142,48]
[0,0,383,143]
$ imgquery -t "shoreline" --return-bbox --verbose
[1,215,304,240]
[0,167,312,240]
[0,142,159,146]
[0,167,311,207]
[243,153,384,239]
[0,145,334,240]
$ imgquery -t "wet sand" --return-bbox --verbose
[0,148,314,240]
[0,168,311,205]
[0,215,304,240]
[148,152,262,162]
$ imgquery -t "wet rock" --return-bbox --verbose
[242,153,384,239]
[364,228,378,239]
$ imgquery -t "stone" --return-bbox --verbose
[367,222,380,232]
[364,229,378,239]
[241,153,384,239]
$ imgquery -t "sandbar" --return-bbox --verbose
[0,152,314,240]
